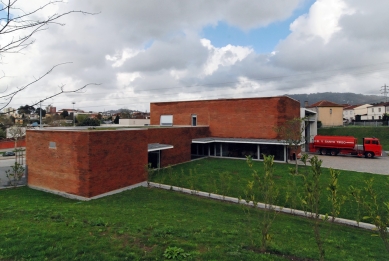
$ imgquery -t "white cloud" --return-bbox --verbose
[2,0,389,112]
[200,39,253,76]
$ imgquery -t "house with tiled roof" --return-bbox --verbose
[307,100,343,126]
[367,102,389,120]
[342,104,372,122]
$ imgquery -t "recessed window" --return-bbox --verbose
[329,108,332,114]
[191,115,197,126]
[49,142,56,149]
[372,108,374,112]
[160,115,173,126]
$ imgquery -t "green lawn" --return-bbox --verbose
[318,126,389,150]
[150,158,389,222]
[0,186,387,260]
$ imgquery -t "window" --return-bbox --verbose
[329,108,332,114]
[160,115,173,126]
[372,108,374,112]
[379,108,381,112]
[49,142,56,149]
[372,116,374,120]
[191,115,197,126]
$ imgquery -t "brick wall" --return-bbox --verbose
[150,96,300,139]
[26,127,209,198]
[148,127,209,167]
[27,130,149,197]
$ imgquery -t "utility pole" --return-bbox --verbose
[72,102,76,127]
[381,84,388,102]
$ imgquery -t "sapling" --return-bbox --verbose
[5,162,25,187]
[349,178,389,254]
[327,168,346,222]
[245,155,280,252]
[300,155,326,261]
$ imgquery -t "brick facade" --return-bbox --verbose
[26,127,208,198]
[150,96,300,139]
[26,96,301,198]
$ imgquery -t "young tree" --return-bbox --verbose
[275,117,306,174]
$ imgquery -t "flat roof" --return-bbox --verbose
[148,143,174,152]
[192,137,291,145]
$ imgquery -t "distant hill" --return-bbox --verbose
[286,92,386,107]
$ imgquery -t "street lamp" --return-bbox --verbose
[72,102,75,127]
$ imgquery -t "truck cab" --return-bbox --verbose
[363,138,382,158]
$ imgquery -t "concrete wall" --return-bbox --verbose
[150,96,300,139]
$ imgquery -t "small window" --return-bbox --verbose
[329,108,332,114]
[372,116,374,120]
[191,115,197,126]
[365,140,371,144]
[379,108,381,112]
[160,115,173,126]
[49,142,56,149]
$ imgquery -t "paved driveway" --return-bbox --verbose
[292,152,389,175]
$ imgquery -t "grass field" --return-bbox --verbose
[0,186,388,260]
[318,126,389,150]
[150,158,389,222]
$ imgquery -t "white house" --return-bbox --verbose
[343,105,358,122]
[367,102,389,120]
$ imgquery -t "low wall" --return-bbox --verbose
[0,140,26,149]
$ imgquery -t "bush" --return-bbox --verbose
[77,118,100,126]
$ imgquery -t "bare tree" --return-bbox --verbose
[275,117,307,174]
[0,1,98,111]
[0,0,93,55]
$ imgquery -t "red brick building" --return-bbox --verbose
[26,96,300,199]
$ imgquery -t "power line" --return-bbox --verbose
[381,84,388,102]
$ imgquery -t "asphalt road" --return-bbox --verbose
[292,151,389,175]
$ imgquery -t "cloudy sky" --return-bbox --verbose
[1,0,389,112]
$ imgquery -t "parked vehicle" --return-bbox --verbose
[309,135,382,158]
[3,151,15,156]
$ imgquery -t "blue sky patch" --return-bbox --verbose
[201,0,315,53]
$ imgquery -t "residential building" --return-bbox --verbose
[367,102,389,120]
[343,105,358,122]
[307,100,343,126]
[26,96,315,199]
[3,107,19,118]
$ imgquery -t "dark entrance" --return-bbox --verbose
[148,151,160,168]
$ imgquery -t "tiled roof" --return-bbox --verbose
[343,105,360,110]
[369,102,389,107]
[307,100,343,108]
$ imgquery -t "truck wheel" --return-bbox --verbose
[320,149,326,155]
[365,152,374,158]
[330,150,337,156]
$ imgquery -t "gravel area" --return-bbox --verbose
[290,151,389,175]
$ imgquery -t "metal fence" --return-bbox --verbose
[348,121,389,127]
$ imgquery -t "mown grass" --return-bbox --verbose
[318,126,389,150]
[150,157,389,222]
[0,186,387,260]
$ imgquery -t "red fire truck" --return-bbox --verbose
[309,135,382,158]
